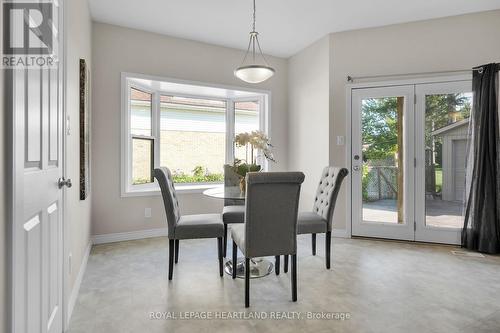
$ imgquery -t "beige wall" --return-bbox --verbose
[91,23,288,236]
[329,10,500,230]
[65,0,92,321]
[287,36,331,211]
[286,10,500,231]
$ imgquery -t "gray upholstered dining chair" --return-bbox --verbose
[154,167,224,280]
[222,165,245,257]
[283,167,348,272]
[231,172,305,307]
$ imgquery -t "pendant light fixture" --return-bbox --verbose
[234,0,275,84]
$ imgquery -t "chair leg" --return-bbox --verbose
[174,239,179,264]
[275,256,280,275]
[217,237,223,277]
[168,239,174,280]
[312,233,317,255]
[291,254,297,302]
[223,224,228,258]
[232,241,237,279]
[245,257,250,308]
[326,231,332,269]
[284,255,289,273]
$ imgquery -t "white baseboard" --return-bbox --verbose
[332,229,349,238]
[67,241,92,326]
[91,227,168,245]
[91,227,347,245]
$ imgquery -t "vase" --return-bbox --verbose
[239,178,246,193]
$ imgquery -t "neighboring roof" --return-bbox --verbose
[432,118,469,136]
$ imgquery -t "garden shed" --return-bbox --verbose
[432,119,469,202]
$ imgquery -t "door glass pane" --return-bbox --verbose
[132,137,153,185]
[424,93,472,228]
[159,95,226,183]
[361,97,404,224]
[234,101,260,163]
[130,88,152,136]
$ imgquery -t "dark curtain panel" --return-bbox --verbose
[462,63,500,254]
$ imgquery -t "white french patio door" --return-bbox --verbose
[351,80,472,244]
[414,81,472,244]
[351,85,415,241]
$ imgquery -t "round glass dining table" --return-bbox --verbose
[203,185,274,279]
[202,185,245,201]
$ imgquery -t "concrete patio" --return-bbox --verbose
[363,199,463,228]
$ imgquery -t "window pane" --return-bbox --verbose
[132,137,153,185]
[361,97,405,225]
[160,95,225,183]
[130,88,152,136]
[234,101,260,163]
[424,93,472,228]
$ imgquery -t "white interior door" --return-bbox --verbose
[414,81,472,244]
[10,3,65,333]
[351,86,415,240]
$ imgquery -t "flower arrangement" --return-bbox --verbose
[232,131,276,192]
[234,130,276,164]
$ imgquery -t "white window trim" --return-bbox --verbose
[121,73,271,197]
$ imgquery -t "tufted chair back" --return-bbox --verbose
[154,167,181,238]
[312,167,349,230]
[244,172,305,258]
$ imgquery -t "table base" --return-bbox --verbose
[224,257,273,279]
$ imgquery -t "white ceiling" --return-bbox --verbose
[88,0,500,58]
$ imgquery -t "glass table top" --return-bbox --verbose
[202,185,245,200]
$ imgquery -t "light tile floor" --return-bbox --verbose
[68,235,500,333]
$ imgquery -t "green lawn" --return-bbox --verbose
[435,167,442,193]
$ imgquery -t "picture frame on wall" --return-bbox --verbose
[79,59,91,200]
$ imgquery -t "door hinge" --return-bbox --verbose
[414,221,416,231]
[414,158,417,167]
[414,94,417,104]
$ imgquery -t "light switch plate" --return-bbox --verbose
[144,208,152,218]
[336,136,345,145]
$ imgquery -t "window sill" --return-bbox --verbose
[121,183,222,197]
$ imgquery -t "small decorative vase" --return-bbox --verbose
[239,178,246,193]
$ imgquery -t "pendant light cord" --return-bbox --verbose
[252,0,256,32]
[238,0,271,67]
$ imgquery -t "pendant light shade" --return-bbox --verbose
[234,0,275,84]
[234,65,275,84]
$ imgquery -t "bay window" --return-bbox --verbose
[121,74,268,196]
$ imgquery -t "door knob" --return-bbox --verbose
[58,177,72,189]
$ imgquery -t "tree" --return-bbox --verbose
[361,98,398,161]
[361,94,471,165]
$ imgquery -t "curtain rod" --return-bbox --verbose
[346,64,500,83]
